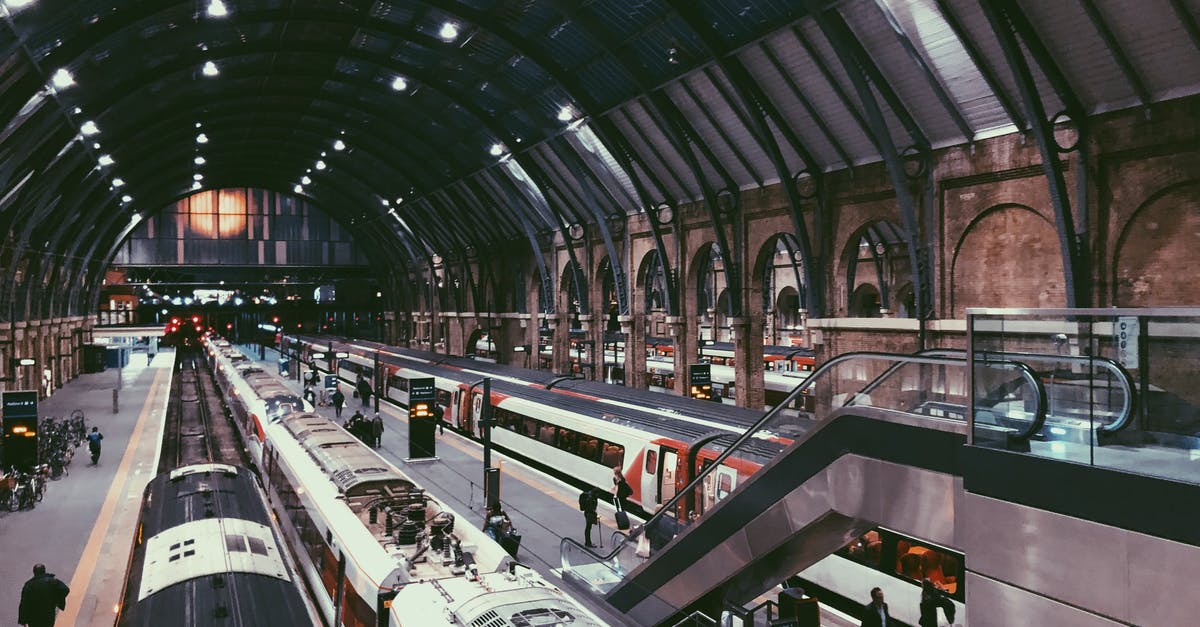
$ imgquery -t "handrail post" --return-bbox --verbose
[966,312,975,446]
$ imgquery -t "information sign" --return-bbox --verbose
[407,378,437,460]
[2,391,38,469]
[688,364,712,400]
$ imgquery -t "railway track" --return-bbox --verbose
[158,351,247,473]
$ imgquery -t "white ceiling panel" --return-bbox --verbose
[879,0,1014,133]
[665,74,764,189]
[842,0,964,146]
[609,102,695,203]
[739,42,846,169]
[1014,0,1133,111]
[1099,0,1200,104]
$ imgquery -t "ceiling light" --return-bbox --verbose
[194,156,206,165]
[196,133,208,143]
[396,197,403,204]
[439,22,459,42]
[50,68,74,90]
[5,0,35,12]
[333,139,346,151]
[489,143,504,157]
[557,106,574,122]
[206,0,228,18]
[92,142,101,150]
[391,76,408,91]
[381,198,390,207]
[121,194,133,203]
[301,175,311,185]
[191,181,202,190]
[97,154,114,166]
[202,61,219,77]
[195,122,203,128]
[315,160,326,170]
[112,178,125,187]
[72,106,82,114]
[80,120,100,136]
[293,184,304,194]
[320,151,327,157]
[193,173,204,181]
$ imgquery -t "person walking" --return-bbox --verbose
[356,376,373,408]
[371,413,384,448]
[918,578,955,627]
[86,427,104,465]
[18,563,69,627]
[331,387,345,418]
[579,488,600,548]
[860,587,890,627]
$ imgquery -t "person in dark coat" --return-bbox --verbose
[371,413,384,448]
[918,578,955,627]
[331,387,345,418]
[611,466,633,512]
[859,587,890,627]
[18,563,69,627]
[580,488,600,548]
[356,376,372,407]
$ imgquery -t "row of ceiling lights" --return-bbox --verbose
[47,67,136,213]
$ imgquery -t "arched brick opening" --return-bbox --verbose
[1113,180,1200,306]
[950,203,1064,316]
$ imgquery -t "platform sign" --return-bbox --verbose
[324,374,338,390]
[2,391,39,470]
[407,378,437,460]
[688,364,712,400]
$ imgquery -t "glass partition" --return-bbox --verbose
[968,308,1200,484]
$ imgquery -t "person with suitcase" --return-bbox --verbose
[611,465,633,531]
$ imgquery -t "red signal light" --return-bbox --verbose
[192,315,200,323]
[171,317,180,325]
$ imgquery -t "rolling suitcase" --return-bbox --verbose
[501,531,522,558]
[614,500,631,531]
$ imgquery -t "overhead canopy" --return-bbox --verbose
[0,0,1197,317]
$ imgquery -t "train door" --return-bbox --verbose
[659,448,678,505]
[640,446,659,507]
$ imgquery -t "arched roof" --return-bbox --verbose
[1,0,1197,317]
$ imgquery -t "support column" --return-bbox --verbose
[578,314,597,381]
[14,322,30,392]
[551,314,571,375]
[667,316,689,396]
[731,315,765,409]
[620,314,647,390]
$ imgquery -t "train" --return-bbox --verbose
[204,337,606,627]
[470,334,814,410]
[115,463,321,626]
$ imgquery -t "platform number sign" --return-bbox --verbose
[688,364,712,401]
[407,378,437,460]
[2,391,38,470]
[1115,316,1139,369]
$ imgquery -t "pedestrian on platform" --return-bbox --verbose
[579,488,600,548]
[371,413,384,448]
[86,427,103,465]
[356,376,373,408]
[434,403,447,435]
[611,466,633,512]
[860,587,890,627]
[18,563,69,627]
[331,387,345,418]
[918,578,955,627]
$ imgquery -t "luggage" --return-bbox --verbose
[615,500,630,531]
[500,531,522,558]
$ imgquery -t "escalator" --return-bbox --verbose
[561,351,1053,625]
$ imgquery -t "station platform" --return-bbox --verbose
[0,351,174,627]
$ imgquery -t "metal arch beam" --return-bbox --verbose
[871,0,974,140]
[446,180,525,242]
[644,90,744,318]
[823,9,931,151]
[588,115,680,317]
[1000,3,1087,116]
[676,75,764,186]
[804,0,934,331]
[1076,0,1152,107]
[614,106,696,199]
[522,150,592,227]
[790,25,879,149]
[758,39,855,169]
[1170,0,1200,54]
[980,0,1089,308]
[471,171,555,315]
[931,0,1027,131]
[515,157,591,315]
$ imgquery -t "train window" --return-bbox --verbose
[538,424,556,445]
[522,418,537,437]
[645,449,657,475]
[600,443,625,468]
[716,473,733,499]
[557,428,577,451]
[895,542,960,594]
[577,438,599,461]
[841,531,883,568]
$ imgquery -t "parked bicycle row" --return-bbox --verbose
[1,410,95,512]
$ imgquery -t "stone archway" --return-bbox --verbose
[1113,180,1200,306]
[950,204,1064,316]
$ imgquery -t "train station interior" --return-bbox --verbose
[1,1,1198,626]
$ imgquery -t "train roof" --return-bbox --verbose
[138,464,263,538]
[119,572,306,626]
[277,412,415,498]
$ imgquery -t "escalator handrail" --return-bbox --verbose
[559,534,634,577]
[633,350,1047,545]
[923,348,1136,434]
